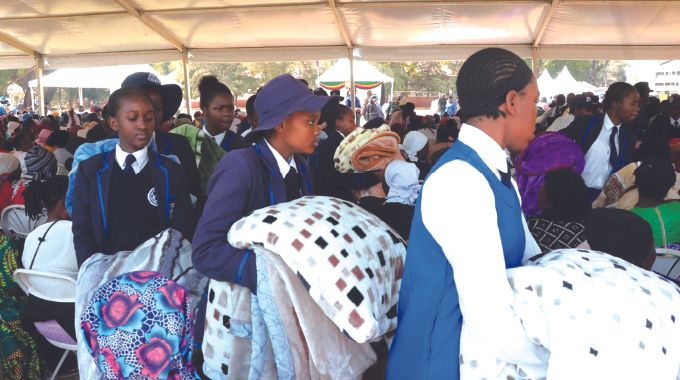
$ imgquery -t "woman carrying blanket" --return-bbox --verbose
[387,48,544,379]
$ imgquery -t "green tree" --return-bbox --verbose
[189,63,260,101]
[537,60,627,87]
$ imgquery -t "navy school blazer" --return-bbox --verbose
[561,114,637,174]
[191,139,313,293]
[155,131,201,198]
[72,148,195,266]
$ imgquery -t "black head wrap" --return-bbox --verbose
[585,208,654,268]
[456,47,533,121]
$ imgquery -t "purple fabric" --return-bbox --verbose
[34,320,77,346]
[514,132,585,216]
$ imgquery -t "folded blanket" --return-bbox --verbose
[334,125,402,173]
[460,249,680,380]
[203,251,376,380]
[75,229,208,380]
[228,196,406,343]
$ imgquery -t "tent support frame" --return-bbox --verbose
[182,49,192,115]
[36,54,45,116]
[349,48,356,116]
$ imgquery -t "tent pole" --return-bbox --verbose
[348,48,356,118]
[531,47,539,76]
[36,54,45,116]
[78,87,84,107]
[390,80,394,102]
[182,49,192,115]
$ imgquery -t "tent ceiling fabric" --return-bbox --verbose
[3,0,680,68]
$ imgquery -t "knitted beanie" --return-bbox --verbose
[24,146,57,177]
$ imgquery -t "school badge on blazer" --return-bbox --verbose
[147,188,159,207]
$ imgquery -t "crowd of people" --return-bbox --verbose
[0,47,678,380]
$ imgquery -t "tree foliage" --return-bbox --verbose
[537,60,627,87]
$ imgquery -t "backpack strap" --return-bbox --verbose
[28,221,60,270]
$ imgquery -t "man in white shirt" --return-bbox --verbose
[387,47,545,380]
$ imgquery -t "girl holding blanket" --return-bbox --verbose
[192,74,335,293]
[387,48,544,380]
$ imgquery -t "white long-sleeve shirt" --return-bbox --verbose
[421,124,544,375]
[582,113,620,189]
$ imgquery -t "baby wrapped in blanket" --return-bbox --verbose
[460,211,680,380]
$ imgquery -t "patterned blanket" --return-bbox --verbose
[202,196,407,379]
[460,249,680,380]
[75,229,208,380]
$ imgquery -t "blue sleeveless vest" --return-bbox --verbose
[386,141,526,380]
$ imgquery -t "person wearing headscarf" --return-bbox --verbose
[0,232,44,379]
[387,48,542,380]
[359,160,420,240]
[33,129,51,149]
[629,158,680,250]
[81,271,197,379]
[401,130,431,179]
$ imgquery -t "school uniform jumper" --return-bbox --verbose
[387,125,541,380]
[72,146,195,266]
[192,138,312,293]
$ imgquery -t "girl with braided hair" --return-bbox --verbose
[387,47,543,380]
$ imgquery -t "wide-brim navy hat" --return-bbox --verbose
[121,72,183,122]
[255,74,339,133]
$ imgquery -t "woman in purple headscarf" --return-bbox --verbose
[514,132,585,217]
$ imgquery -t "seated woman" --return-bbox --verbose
[21,176,77,341]
[629,158,680,249]
[527,168,591,252]
[0,231,43,379]
[359,160,420,240]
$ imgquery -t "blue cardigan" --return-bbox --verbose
[191,139,313,293]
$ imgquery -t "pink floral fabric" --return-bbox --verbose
[80,271,198,379]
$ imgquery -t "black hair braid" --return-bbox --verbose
[23,176,69,221]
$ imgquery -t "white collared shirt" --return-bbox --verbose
[420,124,543,371]
[671,117,680,128]
[201,129,227,146]
[115,144,149,174]
[581,113,620,189]
[264,139,297,178]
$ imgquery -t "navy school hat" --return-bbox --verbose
[255,74,339,132]
[121,72,183,123]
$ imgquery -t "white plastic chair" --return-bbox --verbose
[0,204,47,239]
[652,248,680,280]
[13,269,77,380]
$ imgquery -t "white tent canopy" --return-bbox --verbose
[538,66,597,98]
[27,64,172,92]
[317,59,393,85]
[4,1,680,70]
